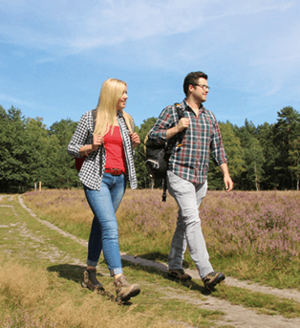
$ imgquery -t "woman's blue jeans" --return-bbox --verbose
[84,173,126,276]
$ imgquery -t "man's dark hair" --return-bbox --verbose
[183,71,208,96]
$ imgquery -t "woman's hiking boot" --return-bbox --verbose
[82,269,104,291]
[202,271,225,290]
[114,275,140,302]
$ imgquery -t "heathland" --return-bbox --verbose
[1,189,300,327]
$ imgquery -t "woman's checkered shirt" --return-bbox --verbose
[67,110,137,190]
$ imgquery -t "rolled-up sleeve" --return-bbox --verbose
[210,118,228,166]
[148,107,175,143]
[67,113,89,158]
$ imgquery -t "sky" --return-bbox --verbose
[1,0,300,129]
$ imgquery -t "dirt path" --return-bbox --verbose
[2,194,300,328]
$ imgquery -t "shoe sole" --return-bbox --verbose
[204,273,225,290]
[168,271,192,280]
[117,285,141,302]
[82,281,105,292]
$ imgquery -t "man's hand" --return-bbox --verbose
[223,174,234,192]
[177,117,190,132]
[219,163,233,192]
[166,117,190,140]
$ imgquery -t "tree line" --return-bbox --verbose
[1,105,299,193]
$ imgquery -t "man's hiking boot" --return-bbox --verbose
[168,269,192,280]
[202,271,225,290]
[82,269,104,291]
[114,275,140,302]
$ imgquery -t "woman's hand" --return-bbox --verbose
[79,135,103,157]
[92,135,104,151]
[129,132,140,148]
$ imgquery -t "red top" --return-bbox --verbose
[104,126,126,173]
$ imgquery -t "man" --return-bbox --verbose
[148,71,233,290]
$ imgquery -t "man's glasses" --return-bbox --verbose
[194,84,210,91]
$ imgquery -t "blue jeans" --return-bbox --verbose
[167,171,213,279]
[84,173,126,276]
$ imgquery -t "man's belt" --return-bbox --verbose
[104,168,123,176]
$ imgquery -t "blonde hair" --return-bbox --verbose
[94,78,133,136]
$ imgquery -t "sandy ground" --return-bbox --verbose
[1,194,300,328]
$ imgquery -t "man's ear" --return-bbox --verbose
[188,84,195,94]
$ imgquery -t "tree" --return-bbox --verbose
[232,119,265,190]
[0,106,31,192]
[1,102,299,192]
[0,106,80,192]
[25,117,52,189]
[243,137,265,191]
[134,117,159,188]
[208,121,245,190]
[256,122,277,190]
[48,119,79,188]
[288,137,300,190]
[273,106,300,189]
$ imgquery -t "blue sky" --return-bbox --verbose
[1,0,299,129]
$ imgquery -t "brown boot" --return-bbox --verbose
[82,269,104,291]
[168,269,192,280]
[202,271,225,290]
[114,275,140,302]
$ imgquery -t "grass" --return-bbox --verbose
[22,188,300,289]
[0,255,223,328]
[214,284,300,318]
[0,194,224,328]
[1,189,300,327]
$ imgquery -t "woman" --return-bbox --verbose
[67,78,141,302]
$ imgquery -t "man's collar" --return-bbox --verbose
[183,99,205,112]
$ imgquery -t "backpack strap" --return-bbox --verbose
[174,103,184,119]
[91,109,104,173]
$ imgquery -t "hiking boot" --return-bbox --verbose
[114,275,140,302]
[202,272,225,290]
[168,269,192,280]
[82,269,104,291]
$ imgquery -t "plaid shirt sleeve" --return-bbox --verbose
[148,105,178,142]
[208,111,228,166]
[67,111,92,158]
[67,111,104,190]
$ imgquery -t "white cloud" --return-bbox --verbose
[204,0,295,20]
[1,0,299,112]
[0,0,296,54]
[0,93,34,108]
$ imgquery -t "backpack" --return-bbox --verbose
[75,109,97,171]
[145,103,184,201]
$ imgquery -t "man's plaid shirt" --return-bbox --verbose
[148,100,228,184]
